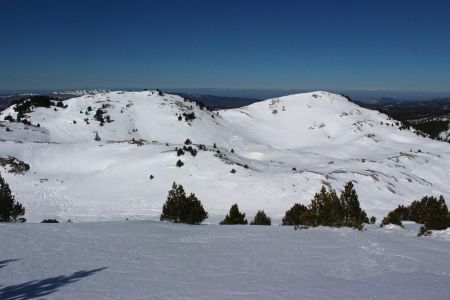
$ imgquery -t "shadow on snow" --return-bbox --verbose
[0,267,107,300]
[0,259,20,270]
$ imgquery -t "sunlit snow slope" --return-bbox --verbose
[0,90,449,222]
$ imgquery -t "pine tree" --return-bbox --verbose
[177,148,185,156]
[303,186,342,227]
[380,211,403,228]
[176,159,184,167]
[393,205,410,220]
[0,174,26,222]
[160,182,208,224]
[340,181,367,228]
[250,210,271,225]
[220,204,247,225]
[282,203,307,225]
[422,195,449,230]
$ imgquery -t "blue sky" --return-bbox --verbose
[1,0,450,91]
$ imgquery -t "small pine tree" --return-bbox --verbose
[282,203,307,225]
[160,182,208,224]
[220,204,247,225]
[250,210,271,225]
[380,211,403,228]
[213,142,217,149]
[0,174,26,222]
[370,216,376,224]
[176,159,184,167]
[340,181,367,228]
[177,148,185,156]
[184,138,192,145]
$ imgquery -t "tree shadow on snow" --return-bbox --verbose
[0,259,20,270]
[0,267,107,300]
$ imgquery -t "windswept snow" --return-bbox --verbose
[0,90,449,222]
[0,221,449,300]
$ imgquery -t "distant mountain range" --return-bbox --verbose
[2,90,450,141]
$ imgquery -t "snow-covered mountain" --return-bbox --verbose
[1,90,449,222]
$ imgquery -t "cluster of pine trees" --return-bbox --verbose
[282,182,369,230]
[160,182,369,228]
[2,96,62,127]
[182,112,196,122]
[150,180,450,233]
[219,204,271,225]
[3,170,448,234]
[381,195,449,235]
[94,108,112,126]
[176,145,197,157]
[13,95,58,114]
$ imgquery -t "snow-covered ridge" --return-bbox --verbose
[0,90,449,222]
[52,89,111,96]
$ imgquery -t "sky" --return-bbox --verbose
[1,0,450,92]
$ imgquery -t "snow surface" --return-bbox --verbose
[0,221,449,299]
[0,90,449,222]
[439,127,450,141]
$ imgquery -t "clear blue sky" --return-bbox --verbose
[1,0,450,91]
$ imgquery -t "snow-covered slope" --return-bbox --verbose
[439,127,450,141]
[1,221,449,300]
[1,90,449,222]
